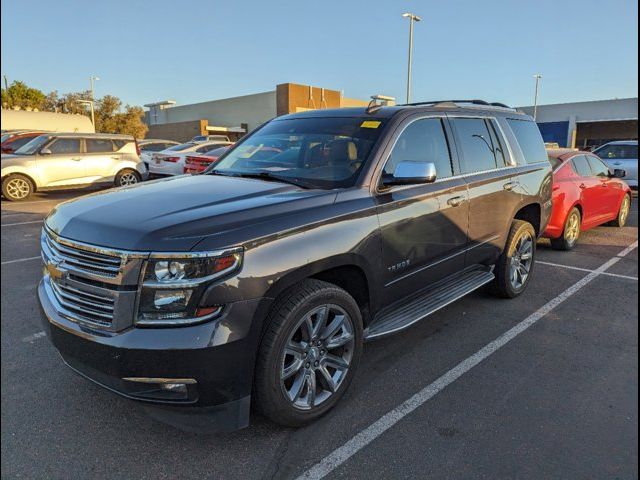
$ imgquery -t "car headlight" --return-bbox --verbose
[136,248,242,326]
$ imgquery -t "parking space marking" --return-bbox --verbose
[1,256,41,265]
[22,331,46,343]
[296,240,639,480]
[1,220,43,227]
[537,261,638,281]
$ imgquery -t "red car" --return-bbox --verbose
[184,145,232,174]
[1,131,44,154]
[543,149,632,250]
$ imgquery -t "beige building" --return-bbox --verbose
[144,83,369,142]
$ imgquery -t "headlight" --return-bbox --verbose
[136,248,242,326]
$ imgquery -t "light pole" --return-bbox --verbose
[532,74,542,121]
[402,12,421,104]
[89,75,100,126]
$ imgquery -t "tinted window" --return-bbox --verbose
[204,146,231,157]
[594,144,638,160]
[586,156,610,177]
[452,118,498,173]
[113,140,127,150]
[384,118,452,178]
[86,138,116,153]
[507,119,547,164]
[487,120,508,167]
[168,143,198,152]
[572,155,593,177]
[9,136,38,150]
[141,142,168,152]
[48,138,81,155]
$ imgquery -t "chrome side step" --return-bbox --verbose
[364,267,495,340]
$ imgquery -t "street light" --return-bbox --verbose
[89,75,100,126]
[402,12,421,104]
[532,74,542,121]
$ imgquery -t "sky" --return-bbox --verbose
[1,0,638,109]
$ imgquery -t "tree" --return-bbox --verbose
[95,95,148,138]
[1,81,46,110]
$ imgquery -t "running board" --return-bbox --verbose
[364,267,495,340]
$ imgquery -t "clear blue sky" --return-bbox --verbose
[1,0,637,108]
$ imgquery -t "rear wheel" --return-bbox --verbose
[2,174,34,201]
[114,169,141,187]
[550,208,581,251]
[608,194,631,228]
[254,279,363,427]
[491,220,536,298]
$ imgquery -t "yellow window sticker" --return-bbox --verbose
[361,120,381,129]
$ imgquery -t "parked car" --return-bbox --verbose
[1,130,45,154]
[592,140,638,192]
[191,134,230,143]
[149,140,232,177]
[543,149,632,250]
[138,139,180,168]
[1,133,146,201]
[38,100,552,431]
[184,145,233,174]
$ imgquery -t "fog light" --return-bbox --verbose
[159,383,188,395]
[122,377,197,401]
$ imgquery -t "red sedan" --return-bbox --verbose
[184,145,232,174]
[544,149,632,250]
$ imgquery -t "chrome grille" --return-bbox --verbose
[49,279,115,326]
[43,229,122,278]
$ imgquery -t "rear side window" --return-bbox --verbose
[572,155,593,177]
[507,119,547,165]
[451,118,499,173]
[384,118,453,178]
[86,138,116,153]
[586,156,610,177]
[141,142,167,152]
[594,144,638,160]
[48,138,81,154]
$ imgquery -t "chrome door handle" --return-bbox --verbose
[447,196,465,207]
[503,181,518,191]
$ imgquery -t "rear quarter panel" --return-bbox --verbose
[543,162,580,238]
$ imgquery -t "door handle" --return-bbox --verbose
[503,181,518,191]
[579,183,587,189]
[71,157,82,161]
[111,156,120,160]
[447,196,465,207]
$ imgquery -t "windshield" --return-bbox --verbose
[166,142,197,152]
[13,135,51,155]
[211,117,386,189]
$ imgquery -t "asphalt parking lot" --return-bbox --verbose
[1,189,638,479]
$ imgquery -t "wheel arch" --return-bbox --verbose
[1,170,39,192]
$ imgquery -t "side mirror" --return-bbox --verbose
[39,148,52,155]
[385,161,437,186]
[612,168,626,179]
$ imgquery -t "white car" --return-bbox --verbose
[138,139,179,168]
[148,140,232,177]
[593,140,638,192]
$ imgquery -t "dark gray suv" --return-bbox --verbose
[38,100,552,431]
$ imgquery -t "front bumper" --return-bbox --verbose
[39,279,264,430]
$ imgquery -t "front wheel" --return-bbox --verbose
[491,219,537,299]
[608,194,631,227]
[2,174,34,201]
[550,207,581,251]
[114,169,141,187]
[254,279,363,427]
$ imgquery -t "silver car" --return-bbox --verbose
[593,140,638,192]
[1,133,147,201]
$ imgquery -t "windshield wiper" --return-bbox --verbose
[210,170,313,189]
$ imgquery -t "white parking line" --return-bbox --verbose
[537,260,638,281]
[296,240,639,480]
[1,220,43,227]
[22,331,46,343]
[1,256,41,265]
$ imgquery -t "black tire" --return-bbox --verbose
[550,207,581,251]
[2,174,34,201]
[491,219,537,299]
[114,169,141,187]
[608,194,631,228]
[254,279,363,427]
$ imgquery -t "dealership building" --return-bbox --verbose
[519,97,638,149]
[144,83,369,142]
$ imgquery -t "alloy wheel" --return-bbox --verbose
[119,172,139,186]
[565,211,581,245]
[280,304,355,410]
[619,196,630,226]
[509,232,534,290]
[6,178,31,200]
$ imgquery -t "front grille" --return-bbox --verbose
[49,279,115,326]
[43,229,122,278]
[41,227,145,331]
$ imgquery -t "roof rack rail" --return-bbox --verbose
[400,99,515,110]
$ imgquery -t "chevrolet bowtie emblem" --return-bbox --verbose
[46,262,65,281]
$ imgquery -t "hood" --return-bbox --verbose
[45,175,336,251]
